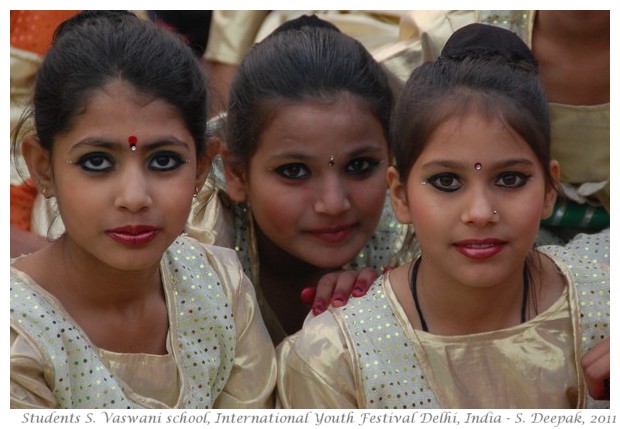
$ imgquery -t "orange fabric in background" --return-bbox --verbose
[11,180,37,231]
[11,10,80,55]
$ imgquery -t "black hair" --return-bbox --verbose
[225,14,393,168]
[146,10,213,56]
[13,10,207,157]
[391,23,554,188]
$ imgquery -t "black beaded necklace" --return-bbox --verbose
[410,257,530,332]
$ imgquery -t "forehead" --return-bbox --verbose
[78,80,155,111]
[255,97,387,155]
[422,110,533,159]
[54,80,191,149]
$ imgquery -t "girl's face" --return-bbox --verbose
[389,110,558,288]
[29,80,209,271]
[226,96,389,269]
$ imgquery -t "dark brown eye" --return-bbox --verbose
[273,163,310,179]
[427,173,461,192]
[495,172,531,188]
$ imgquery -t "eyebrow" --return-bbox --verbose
[420,158,535,170]
[70,137,191,152]
[270,144,385,162]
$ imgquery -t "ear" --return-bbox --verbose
[387,166,413,224]
[541,160,560,219]
[21,136,54,198]
[221,146,248,202]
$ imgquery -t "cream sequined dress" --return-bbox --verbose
[10,236,277,409]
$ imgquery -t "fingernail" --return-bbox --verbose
[312,301,326,315]
[332,298,345,307]
[352,280,367,297]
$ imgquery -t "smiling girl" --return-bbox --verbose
[188,15,404,344]
[277,23,609,409]
[10,11,275,409]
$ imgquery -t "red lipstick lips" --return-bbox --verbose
[106,225,160,246]
[309,223,355,244]
[453,238,506,259]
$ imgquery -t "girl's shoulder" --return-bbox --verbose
[170,233,241,262]
[538,233,610,273]
[278,274,379,364]
[165,234,251,301]
[561,229,610,266]
[537,241,609,297]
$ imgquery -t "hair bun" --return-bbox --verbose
[272,14,340,35]
[441,23,537,69]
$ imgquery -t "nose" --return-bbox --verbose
[313,175,351,215]
[460,185,497,226]
[114,165,153,213]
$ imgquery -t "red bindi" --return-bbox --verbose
[128,135,138,151]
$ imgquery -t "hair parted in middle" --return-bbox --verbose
[225,14,394,169]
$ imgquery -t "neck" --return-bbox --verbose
[255,226,328,334]
[414,258,528,335]
[53,236,163,309]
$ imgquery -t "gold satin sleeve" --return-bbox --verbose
[10,328,58,408]
[276,313,359,408]
[204,11,270,64]
[11,47,41,186]
[205,245,277,408]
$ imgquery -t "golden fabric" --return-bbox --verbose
[10,239,277,408]
[549,103,609,211]
[205,10,403,66]
[11,47,41,187]
[416,288,578,408]
[375,10,480,83]
[204,11,270,64]
[277,248,606,408]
